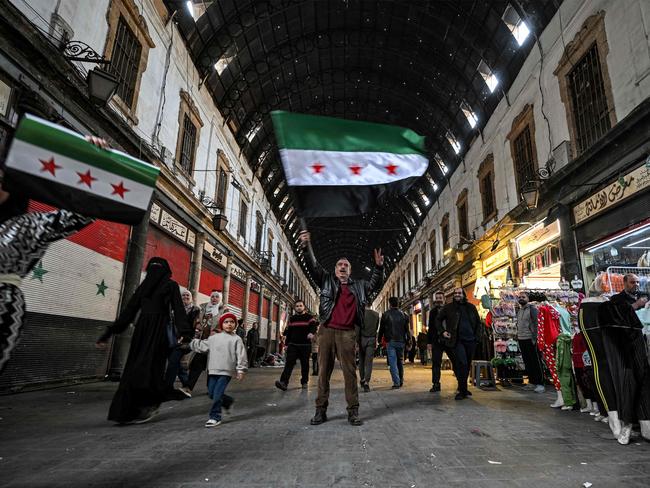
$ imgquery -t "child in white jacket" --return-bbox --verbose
[190,312,247,427]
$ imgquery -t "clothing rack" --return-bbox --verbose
[606,266,650,294]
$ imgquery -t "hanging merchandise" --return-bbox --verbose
[490,288,524,385]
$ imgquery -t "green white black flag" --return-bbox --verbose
[4,114,159,225]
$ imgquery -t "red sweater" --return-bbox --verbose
[327,283,357,330]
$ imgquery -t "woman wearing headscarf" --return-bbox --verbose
[0,136,106,375]
[96,257,191,424]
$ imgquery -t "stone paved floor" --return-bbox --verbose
[1,360,649,488]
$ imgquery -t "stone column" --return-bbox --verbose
[188,232,205,298]
[222,252,232,307]
[242,272,252,325]
[108,206,150,379]
[557,206,581,284]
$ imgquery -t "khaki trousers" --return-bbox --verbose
[315,327,359,412]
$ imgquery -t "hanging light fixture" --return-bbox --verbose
[520,180,539,210]
[87,67,119,105]
[212,213,229,232]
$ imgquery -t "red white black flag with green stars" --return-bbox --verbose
[271,111,428,217]
[4,114,159,225]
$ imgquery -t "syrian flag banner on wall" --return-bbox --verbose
[271,110,428,217]
[4,114,159,225]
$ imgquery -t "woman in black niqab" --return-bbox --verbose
[96,257,191,424]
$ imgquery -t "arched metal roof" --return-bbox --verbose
[165,0,561,286]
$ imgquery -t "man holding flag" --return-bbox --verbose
[300,231,384,426]
[271,110,429,425]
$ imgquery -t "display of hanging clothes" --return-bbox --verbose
[537,304,561,391]
[597,296,650,433]
[572,331,597,403]
[556,333,575,407]
[579,299,617,419]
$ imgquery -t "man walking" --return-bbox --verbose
[358,304,380,392]
[299,230,384,426]
[516,291,545,393]
[427,290,447,392]
[275,300,318,390]
[436,288,483,400]
[378,297,411,389]
[246,322,260,368]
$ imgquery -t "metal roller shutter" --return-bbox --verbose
[273,303,279,322]
[199,258,225,298]
[0,201,129,391]
[249,290,260,314]
[143,226,191,288]
[229,278,245,309]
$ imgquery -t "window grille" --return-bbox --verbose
[512,125,536,195]
[481,171,496,219]
[215,167,227,210]
[109,16,142,107]
[568,43,611,156]
[238,200,248,238]
[179,114,197,174]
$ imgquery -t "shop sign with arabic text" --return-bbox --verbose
[573,164,650,225]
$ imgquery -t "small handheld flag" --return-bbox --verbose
[4,114,160,225]
[271,111,428,217]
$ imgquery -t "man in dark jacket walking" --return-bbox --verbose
[275,300,318,390]
[436,287,482,400]
[378,297,411,389]
[300,230,384,426]
[359,304,380,392]
[427,290,447,392]
[417,329,428,366]
[246,322,260,368]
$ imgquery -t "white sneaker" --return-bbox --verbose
[618,424,632,445]
[594,414,604,421]
[561,405,573,410]
[205,419,222,428]
[550,390,564,408]
[178,387,192,398]
[534,385,545,393]
[580,406,591,413]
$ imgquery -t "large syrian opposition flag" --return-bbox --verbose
[4,114,159,225]
[271,111,428,217]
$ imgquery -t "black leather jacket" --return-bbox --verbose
[305,243,384,327]
[435,300,483,347]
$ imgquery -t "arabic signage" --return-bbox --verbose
[482,246,510,274]
[149,203,195,248]
[203,241,228,268]
[461,266,478,286]
[231,263,247,282]
[515,219,561,257]
[573,164,650,225]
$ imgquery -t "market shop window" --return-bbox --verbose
[477,154,497,224]
[238,199,248,239]
[214,150,229,210]
[175,90,203,176]
[456,189,469,242]
[255,211,264,253]
[507,104,538,200]
[441,214,450,251]
[103,0,155,122]
[554,11,616,159]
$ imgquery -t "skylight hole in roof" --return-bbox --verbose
[434,153,449,174]
[418,188,431,206]
[445,131,461,154]
[214,55,235,75]
[478,60,499,93]
[186,1,195,19]
[461,101,478,128]
[502,4,530,46]
[245,125,261,143]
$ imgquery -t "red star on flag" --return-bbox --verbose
[111,181,130,199]
[349,165,363,175]
[39,157,62,176]
[76,169,97,188]
[385,164,398,175]
[311,163,325,174]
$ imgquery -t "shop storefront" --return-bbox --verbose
[410,300,424,335]
[228,264,247,318]
[514,219,562,289]
[145,202,195,289]
[476,245,511,297]
[199,240,228,303]
[573,160,650,295]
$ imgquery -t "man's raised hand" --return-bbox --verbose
[299,230,311,248]
[373,248,384,267]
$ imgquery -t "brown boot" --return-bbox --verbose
[347,408,362,426]
[310,408,327,425]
